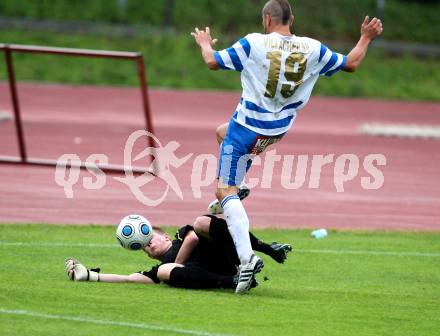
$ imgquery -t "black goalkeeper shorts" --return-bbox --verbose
[196,215,240,275]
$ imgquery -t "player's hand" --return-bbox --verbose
[190,27,218,48]
[65,258,99,281]
[360,16,383,41]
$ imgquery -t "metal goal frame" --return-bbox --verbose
[0,43,155,174]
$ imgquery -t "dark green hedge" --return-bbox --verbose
[0,0,439,43]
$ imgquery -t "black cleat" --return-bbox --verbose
[270,242,293,264]
[237,185,250,200]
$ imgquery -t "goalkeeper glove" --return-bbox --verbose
[65,258,100,282]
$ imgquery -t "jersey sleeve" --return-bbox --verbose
[175,225,195,241]
[213,35,252,72]
[140,265,160,284]
[318,43,347,77]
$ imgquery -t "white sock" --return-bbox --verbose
[221,195,253,265]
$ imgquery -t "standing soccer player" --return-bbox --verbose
[191,0,383,294]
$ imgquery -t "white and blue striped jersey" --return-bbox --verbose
[214,32,347,136]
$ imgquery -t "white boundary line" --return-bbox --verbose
[0,308,234,336]
[0,241,120,248]
[1,241,439,257]
[0,111,12,121]
[298,249,440,257]
[360,123,440,139]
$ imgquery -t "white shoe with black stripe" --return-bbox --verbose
[235,254,264,294]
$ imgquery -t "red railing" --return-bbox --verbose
[0,43,156,175]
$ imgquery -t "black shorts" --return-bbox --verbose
[196,215,239,275]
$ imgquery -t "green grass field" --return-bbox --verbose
[0,224,439,336]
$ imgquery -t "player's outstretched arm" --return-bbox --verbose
[191,27,219,70]
[343,16,383,72]
[65,258,155,284]
[174,230,199,264]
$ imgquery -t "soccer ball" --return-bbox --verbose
[116,214,153,251]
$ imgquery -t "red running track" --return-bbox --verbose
[0,83,439,230]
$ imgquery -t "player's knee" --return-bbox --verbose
[157,263,182,282]
[193,216,211,236]
[215,188,223,201]
[216,123,228,144]
[216,125,223,143]
[215,187,230,201]
[215,186,237,201]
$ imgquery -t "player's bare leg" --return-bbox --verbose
[209,122,251,215]
[216,122,229,144]
[157,263,184,281]
[192,216,212,239]
[208,184,250,215]
[208,129,250,213]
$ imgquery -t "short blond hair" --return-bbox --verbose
[152,225,167,236]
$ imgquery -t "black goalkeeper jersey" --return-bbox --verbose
[141,225,196,283]
[142,219,238,283]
